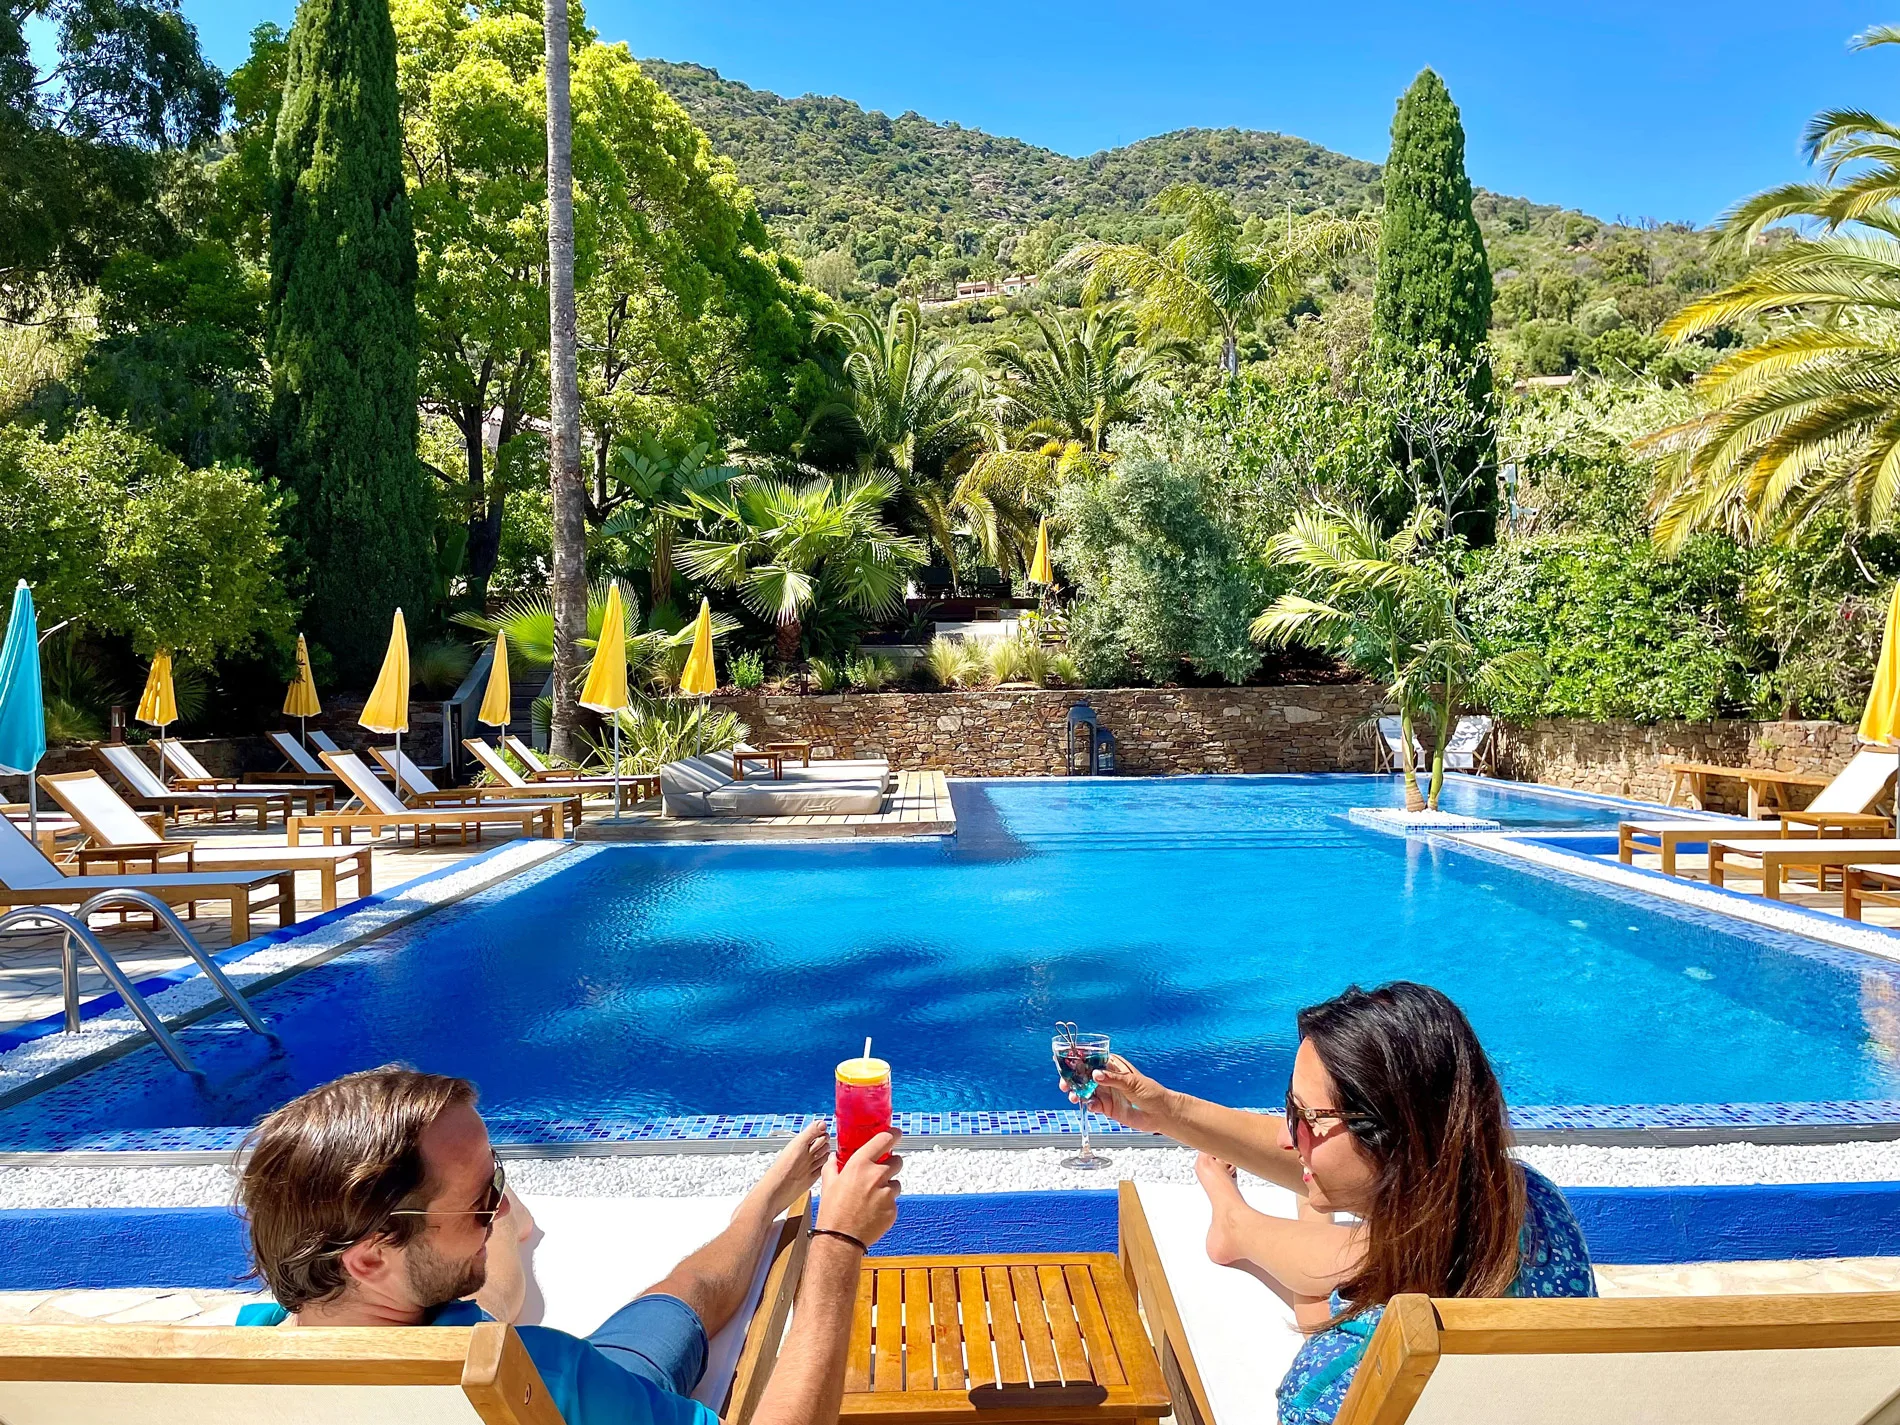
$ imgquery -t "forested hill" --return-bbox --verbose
[640,59,1566,265]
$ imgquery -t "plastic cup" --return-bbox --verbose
[835,1055,893,1166]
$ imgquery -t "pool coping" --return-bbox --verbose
[6,775,1900,1155]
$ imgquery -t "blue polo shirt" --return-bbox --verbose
[238,1298,720,1425]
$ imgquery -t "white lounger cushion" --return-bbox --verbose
[661,755,884,816]
[514,1193,778,1411]
[1134,1180,1308,1425]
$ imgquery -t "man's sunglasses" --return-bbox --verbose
[1284,1087,1379,1145]
[387,1152,508,1227]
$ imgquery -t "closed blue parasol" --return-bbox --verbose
[0,582,47,842]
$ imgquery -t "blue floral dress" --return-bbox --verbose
[1275,1166,1594,1424]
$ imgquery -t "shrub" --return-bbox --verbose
[808,656,846,692]
[730,649,766,689]
[846,654,894,691]
[1047,652,1082,687]
[926,636,973,688]
[989,634,1051,686]
[413,637,474,695]
[588,696,749,773]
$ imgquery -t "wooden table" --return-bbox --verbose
[765,740,813,767]
[841,1253,1169,1425]
[733,750,783,781]
[1664,760,1832,818]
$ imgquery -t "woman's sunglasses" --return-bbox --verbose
[1284,1087,1379,1146]
[387,1152,508,1227]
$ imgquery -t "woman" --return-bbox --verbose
[1076,982,1594,1424]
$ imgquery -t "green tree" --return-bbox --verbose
[1055,184,1374,376]
[0,0,223,323]
[985,306,1180,452]
[268,0,433,680]
[1373,70,1498,544]
[674,473,926,664]
[598,437,736,612]
[1057,453,1263,686]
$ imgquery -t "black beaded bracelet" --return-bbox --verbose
[808,1227,868,1253]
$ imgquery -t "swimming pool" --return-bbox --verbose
[3,775,1898,1152]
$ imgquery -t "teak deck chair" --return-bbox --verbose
[1330,1291,1900,1425]
[307,729,395,782]
[266,730,348,783]
[98,746,292,829]
[290,752,563,846]
[1707,835,1900,899]
[372,747,584,833]
[0,1320,558,1425]
[161,743,337,813]
[463,738,658,803]
[40,771,371,912]
[0,814,294,946]
[1621,746,1899,875]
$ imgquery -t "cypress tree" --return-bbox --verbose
[1374,69,1498,545]
[268,0,431,680]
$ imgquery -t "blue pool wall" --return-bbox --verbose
[7,1183,1897,1291]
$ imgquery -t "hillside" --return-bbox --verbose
[642,60,1733,378]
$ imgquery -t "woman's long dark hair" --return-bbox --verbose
[1297,982,1524,1317]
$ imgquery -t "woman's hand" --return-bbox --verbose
[1069,1054,1176,1133]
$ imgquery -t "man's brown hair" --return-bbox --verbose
[237,1065,476,1311]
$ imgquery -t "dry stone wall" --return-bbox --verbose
[722,686,1388,776]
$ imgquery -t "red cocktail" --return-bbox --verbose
[834,1054,892,1166]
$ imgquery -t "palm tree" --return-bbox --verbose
[1054,185,1377,376]
[986,306,1182,451]
[674,473,927,664]
[805,302,978,562]
[542,0,587,758]
[455,579,739,696]
[1643,26,1900,551]
[599,438,737,614]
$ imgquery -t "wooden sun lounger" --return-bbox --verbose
[1332,1292,1900,1425]
[504,735,589,784]
[291,752,563,846]
[161,741,339,808]
[1618,817,1870,876]
[39,771,372,912]
[0,1197,809,1425]
[463,739,659,802]
[1707,836,1900,899]
[1843,863,1900,921]
[264,730,348,783]
[99,746,293,828]
[0,815,294,946]
[373,747,584,833]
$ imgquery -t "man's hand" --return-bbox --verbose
[818,1130,902,1247]
[1070,1054,1175,1133]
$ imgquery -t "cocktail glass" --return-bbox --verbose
[1052,1031,1113,1170]
[835,1053,893,1167]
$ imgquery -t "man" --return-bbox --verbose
[236,1066,901,1425]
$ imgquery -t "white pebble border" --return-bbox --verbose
[0,838,576,1101]
[5,1139,1900,1210]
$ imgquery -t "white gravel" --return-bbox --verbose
[3,1138,1899,1209]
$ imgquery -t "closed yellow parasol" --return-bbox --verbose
[679,597,717,696]
[136,650,178,782]
[283,633,321,742]
[581,582,632,817]
[360,609,411,771]
[1029,516,1053,585]
[477,631,512,730]
[1861,584,1900,746]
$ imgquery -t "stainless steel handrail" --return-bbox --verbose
[0,907,198,1074]
[71,890,277,1046]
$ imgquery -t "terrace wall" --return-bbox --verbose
[722,686,1389,776]
[1497,718,1869,813]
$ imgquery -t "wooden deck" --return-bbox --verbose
[580,770,956,843]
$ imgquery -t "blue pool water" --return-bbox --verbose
[3,775,1899,1150]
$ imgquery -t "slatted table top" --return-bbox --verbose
[841,1253,1169,1424]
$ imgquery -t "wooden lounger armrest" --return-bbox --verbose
[1117,1182,1214,1425]
[726,1193,812,1425]
[1777,810,1895,834]
[170,776,241,790]
[70,844,195,874]
[247,769,340,784]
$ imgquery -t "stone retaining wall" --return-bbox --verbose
[1497,718,1871,813]
[722,686,1388,776]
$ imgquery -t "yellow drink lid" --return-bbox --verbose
[836,1056,890,1085]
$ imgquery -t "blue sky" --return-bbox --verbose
[171,0,1893,224]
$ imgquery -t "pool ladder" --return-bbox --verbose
[0,890,278,1076]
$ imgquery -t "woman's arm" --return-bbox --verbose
[1083,1058,1308,1192]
